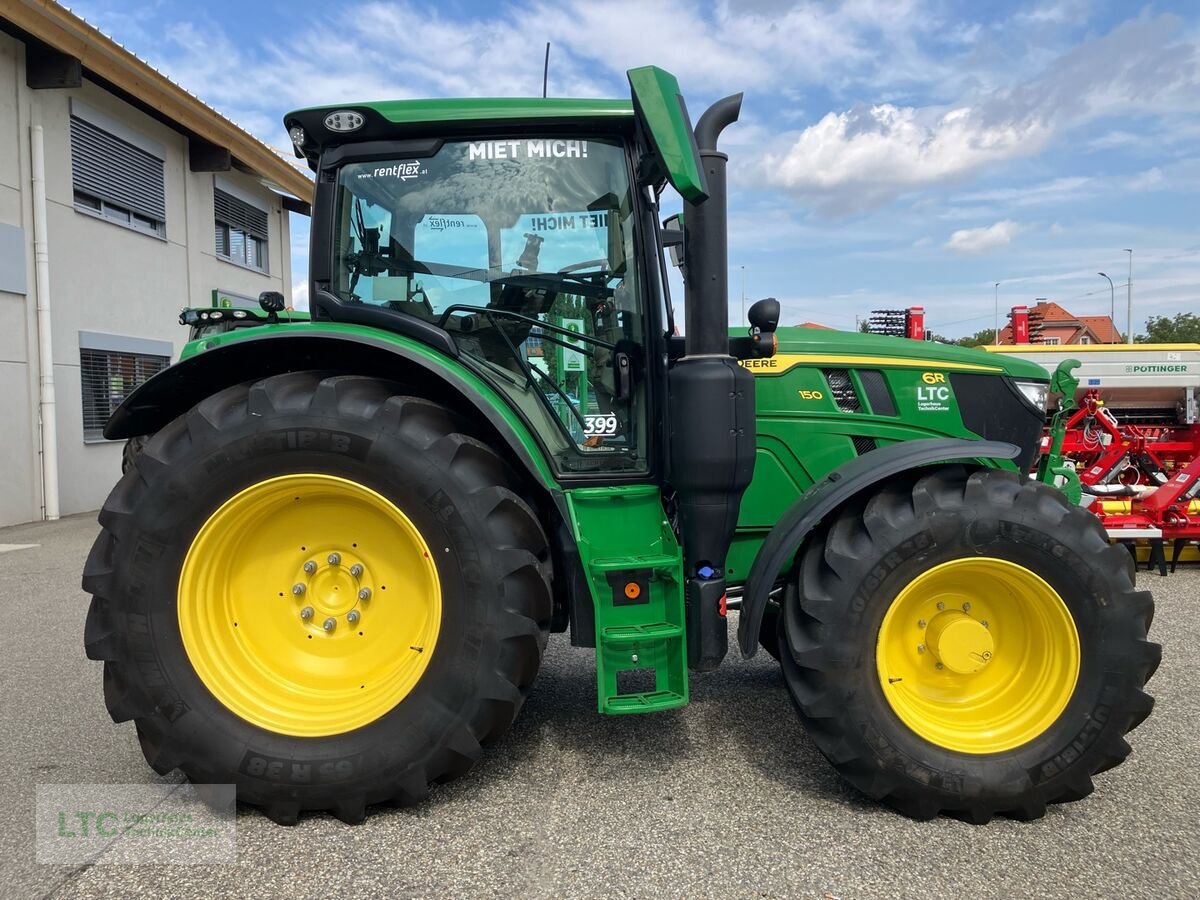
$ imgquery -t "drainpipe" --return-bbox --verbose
[30,120,59,521]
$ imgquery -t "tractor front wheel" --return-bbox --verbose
[83,373,551,823]
[780,466,1159,822]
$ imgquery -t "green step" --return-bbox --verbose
[602,691,687,714]
[589,554,679,573]
[565,485,690,716]
[600,622,683,643]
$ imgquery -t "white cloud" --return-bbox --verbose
[944,220,1021,254]
[760,15,1200,214]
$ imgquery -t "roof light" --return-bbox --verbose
[288,126,306,148]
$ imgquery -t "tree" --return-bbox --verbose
[953,328,997,348]
[1137,313,1200,343]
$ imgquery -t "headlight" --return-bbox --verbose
[1014,380,1049,412]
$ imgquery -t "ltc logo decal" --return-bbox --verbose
[916,372,952,412]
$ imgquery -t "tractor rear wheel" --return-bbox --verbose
[83,373,551,823]
[780,466,1159,822]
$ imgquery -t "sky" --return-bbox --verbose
[70,0,1200,338]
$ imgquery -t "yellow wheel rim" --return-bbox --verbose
[178,474,441,737]
[875,558,1080,754]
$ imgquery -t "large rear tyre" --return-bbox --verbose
[83,373,552,824]
[780,466,1159,822]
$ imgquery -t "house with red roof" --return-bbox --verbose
[996,301,1121,345]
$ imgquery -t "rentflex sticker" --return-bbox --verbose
[356,160,427,182]
[916,371,953,412]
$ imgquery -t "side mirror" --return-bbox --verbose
[748,297,780,334]
[661,213,684,269]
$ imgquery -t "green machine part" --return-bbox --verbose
[1035,359,1083,505]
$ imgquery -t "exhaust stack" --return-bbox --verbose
[669,93,756,671]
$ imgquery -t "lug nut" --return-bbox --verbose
[323,617,337,633]
[347,610,361,624]
[358,588,372,601]
[981,620,989,628]
[935,662,944,670]
[917,619,926,629]
[350,564,363,579]
[328,552,341,566]
[299,606,314,620]
[303,560,317,575]
[292,583,306,596]
[936,602,945,611]
[917,643,926,654]
[962,602,972,612]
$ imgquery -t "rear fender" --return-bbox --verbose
[105,326,558,492]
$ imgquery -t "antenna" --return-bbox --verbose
[542,42,550,98]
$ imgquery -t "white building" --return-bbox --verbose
[1,3,312,526]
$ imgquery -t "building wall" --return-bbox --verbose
[0,31,292,525]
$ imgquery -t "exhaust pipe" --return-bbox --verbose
[669,93,755,671]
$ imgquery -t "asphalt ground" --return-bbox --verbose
[1,513,1197,899]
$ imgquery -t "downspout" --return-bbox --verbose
[30,118,59,520]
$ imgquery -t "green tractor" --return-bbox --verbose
[85,67,1158,825]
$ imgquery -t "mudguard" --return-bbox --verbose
[104,327,557,491]
[736,438,1021,658]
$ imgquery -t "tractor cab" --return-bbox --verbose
[284,79,714,479]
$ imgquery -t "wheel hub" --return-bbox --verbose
[924,610,993,674]
[297,553,370,625]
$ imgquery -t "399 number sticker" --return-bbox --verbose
[584,414,618,436]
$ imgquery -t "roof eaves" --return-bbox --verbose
[8,1,312,202]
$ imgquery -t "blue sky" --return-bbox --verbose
[72,0,1200,337]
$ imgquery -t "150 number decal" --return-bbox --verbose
[584,414,618,436]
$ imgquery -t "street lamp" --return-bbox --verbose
[1098,272,1114,343]
[994,282,1000,343]
[1124,249,1133,344]
[740,265,746,322]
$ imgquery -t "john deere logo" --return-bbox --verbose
[323,110,364,133]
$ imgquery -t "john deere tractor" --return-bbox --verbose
[84,67,1158,824]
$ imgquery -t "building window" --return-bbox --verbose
[70,116,166,237]
[80,348,169,441]
[1043,337,1061,345]
[1078,335,1092,344]
[214,188,269,272]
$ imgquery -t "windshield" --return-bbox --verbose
[332,138,646,473]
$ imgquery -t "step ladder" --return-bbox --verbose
[566,486,688,714]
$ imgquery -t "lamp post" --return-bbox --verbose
[740,265,746,322]
[1124,249,1133,343]
[994,282,999,343]
[1098,272,1114,343]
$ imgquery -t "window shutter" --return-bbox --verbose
[214,188,269,240]
[70,117,166,224]
[79,348,170,440]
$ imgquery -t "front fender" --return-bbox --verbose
[736,438,1021,658]
[105,324,557,490]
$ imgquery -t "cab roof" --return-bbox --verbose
[284,97,635,169]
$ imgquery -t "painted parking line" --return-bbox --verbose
[0,544,39,553]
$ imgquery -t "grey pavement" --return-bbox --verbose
[1,513,1196,899]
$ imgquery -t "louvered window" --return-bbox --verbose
[80,348,170,441]
[70,116,166,237]
[214,188,269,272]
